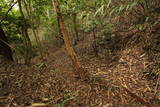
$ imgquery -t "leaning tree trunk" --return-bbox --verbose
[52,0,83,75]
[55,7,64,47]
[0,26,13,61]
[18,0,32,65]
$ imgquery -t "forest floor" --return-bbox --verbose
[0,33,160,107]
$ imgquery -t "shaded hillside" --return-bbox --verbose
[0,0,160,107]
[0,36,160,106]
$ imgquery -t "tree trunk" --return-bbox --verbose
[23,0,44,60]
[72,13,79,45]
[18,0,32,65]
[0,26,13,61]
[52,0,82,74]
[56,8,64,47]
[92,29,98,56]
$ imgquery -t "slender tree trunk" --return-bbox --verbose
[23,0,44,59]
[18,0,32,64]
[52,0,84,75]
[0,26,13,61]
[32,29,44,58]
[56,10,64,47]
[92,28,98,56]
[55,19,64,48]
[72,13,79,45]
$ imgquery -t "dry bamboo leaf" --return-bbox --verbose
[27,103,46,107]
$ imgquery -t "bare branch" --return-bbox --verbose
[0,0,18,24]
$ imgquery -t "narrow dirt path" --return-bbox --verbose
[0,35,160,106]
[43,40,160,106]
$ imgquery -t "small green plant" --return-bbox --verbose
[51,68,61,73]
[53,90,79,107]
[35,62,47,71]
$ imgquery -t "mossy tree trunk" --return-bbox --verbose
[18,0,32,65]
[23,0,44,60]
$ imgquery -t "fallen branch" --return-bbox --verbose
[88,76,153,107]
[121,85,152,107]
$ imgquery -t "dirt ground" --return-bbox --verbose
[0,33,160,107]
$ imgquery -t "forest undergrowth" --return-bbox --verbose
[0,30,160,107]
[1,0,160,107]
